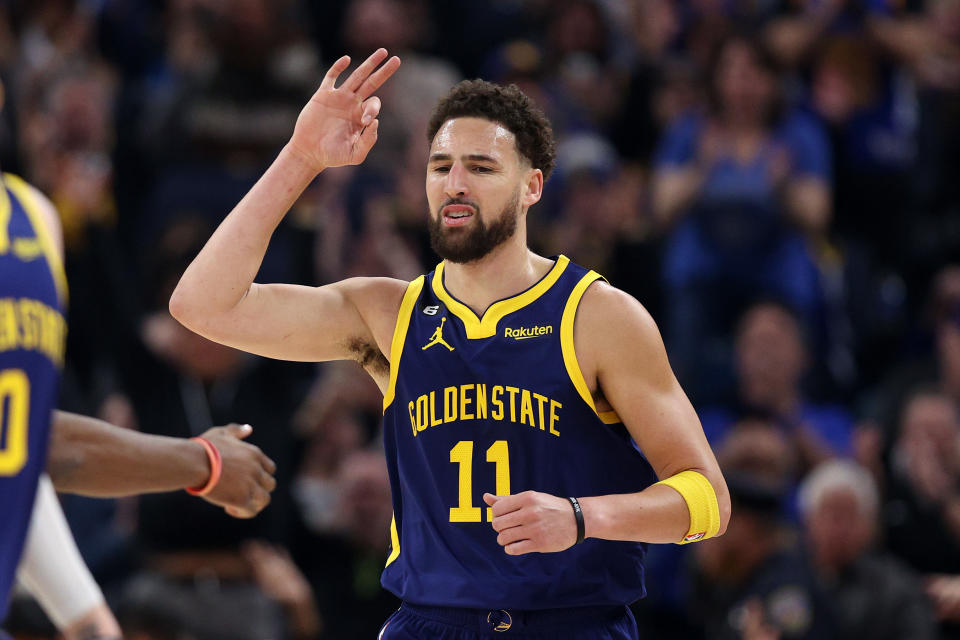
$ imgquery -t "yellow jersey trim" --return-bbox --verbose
[655,470,721,544]
[598,410,620,424]
[3,174,68,305]
[385,513,401,567]
[432,255,570,339]
[560,271,622,424]
[383,276,425,412]
[0,183,10,255]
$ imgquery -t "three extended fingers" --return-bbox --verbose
[321,48,401,99]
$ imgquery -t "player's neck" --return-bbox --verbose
[441,235,552,317]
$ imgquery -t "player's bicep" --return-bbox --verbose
[184,277,405,364]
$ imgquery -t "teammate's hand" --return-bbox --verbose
[484,491,578,555]
[198,424,277,518]
[288,48,401,172]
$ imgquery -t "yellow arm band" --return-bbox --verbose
[655,470,721,544]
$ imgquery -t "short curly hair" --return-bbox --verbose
[427,79,556,180]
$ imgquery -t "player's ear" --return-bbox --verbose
[521,167,543,209]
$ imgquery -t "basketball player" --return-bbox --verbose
[1,164,276,638]
[170,49,731,638]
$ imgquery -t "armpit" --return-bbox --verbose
[347,337,389,376]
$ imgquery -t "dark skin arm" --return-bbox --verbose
[47,411,277,518]
[26,189,278,519]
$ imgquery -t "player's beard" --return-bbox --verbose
[428,190,520,264]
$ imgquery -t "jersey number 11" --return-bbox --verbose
[449,440,510,523]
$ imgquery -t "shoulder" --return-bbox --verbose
[335,276,412,303]
[334,275,414,325]
[574,280,671,381]
[335,276,419,351]
[577,281,662,347]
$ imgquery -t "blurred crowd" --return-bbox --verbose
[1,0,960,638]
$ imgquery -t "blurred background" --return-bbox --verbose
[1,0,960,638]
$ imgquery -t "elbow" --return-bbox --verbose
[168,282,206,332]
[167,284,191,326]
[168,278,247,336]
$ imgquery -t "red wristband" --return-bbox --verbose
[186,437,222,496]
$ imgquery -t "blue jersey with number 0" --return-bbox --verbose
[380,255,657,609]
[0,174,67,621]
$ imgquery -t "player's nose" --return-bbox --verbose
[443,162,470,198]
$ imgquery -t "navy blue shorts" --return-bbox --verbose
[378,602,639,639]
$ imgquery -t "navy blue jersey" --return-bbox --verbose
[0,174,67,620]
[381,255,657,609]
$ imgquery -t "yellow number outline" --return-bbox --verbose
[0,368,30,476]
[449,440,511,523]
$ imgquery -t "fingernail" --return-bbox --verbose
[242,424,252,431]
[363,115,372,125]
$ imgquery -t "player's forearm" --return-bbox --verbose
[47,410,209,496]
[579,484,696,544]
[169,144,322,330]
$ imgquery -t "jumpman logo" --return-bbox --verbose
[422,317,455,352]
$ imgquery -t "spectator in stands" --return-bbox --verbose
[801,459,938,640]
[700,300,854,473]
[292,449,400,639]
[686,423,836,640]
[652,33,831,402]
[865,265,960,441]
[883,388,960,575]
[808,35,916,270]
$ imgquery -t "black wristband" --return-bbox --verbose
[568,496,585,545]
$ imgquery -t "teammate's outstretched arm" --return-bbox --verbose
[486,284,731,553]
[21,180,279,519]
[169,49,406,365]
[48,412,276,518]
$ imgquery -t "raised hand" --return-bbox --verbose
[288,48,401,172]
[199,423,278,518]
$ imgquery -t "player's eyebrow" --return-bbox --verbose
[428,153,501,165]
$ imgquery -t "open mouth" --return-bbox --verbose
[442,205,475,227]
